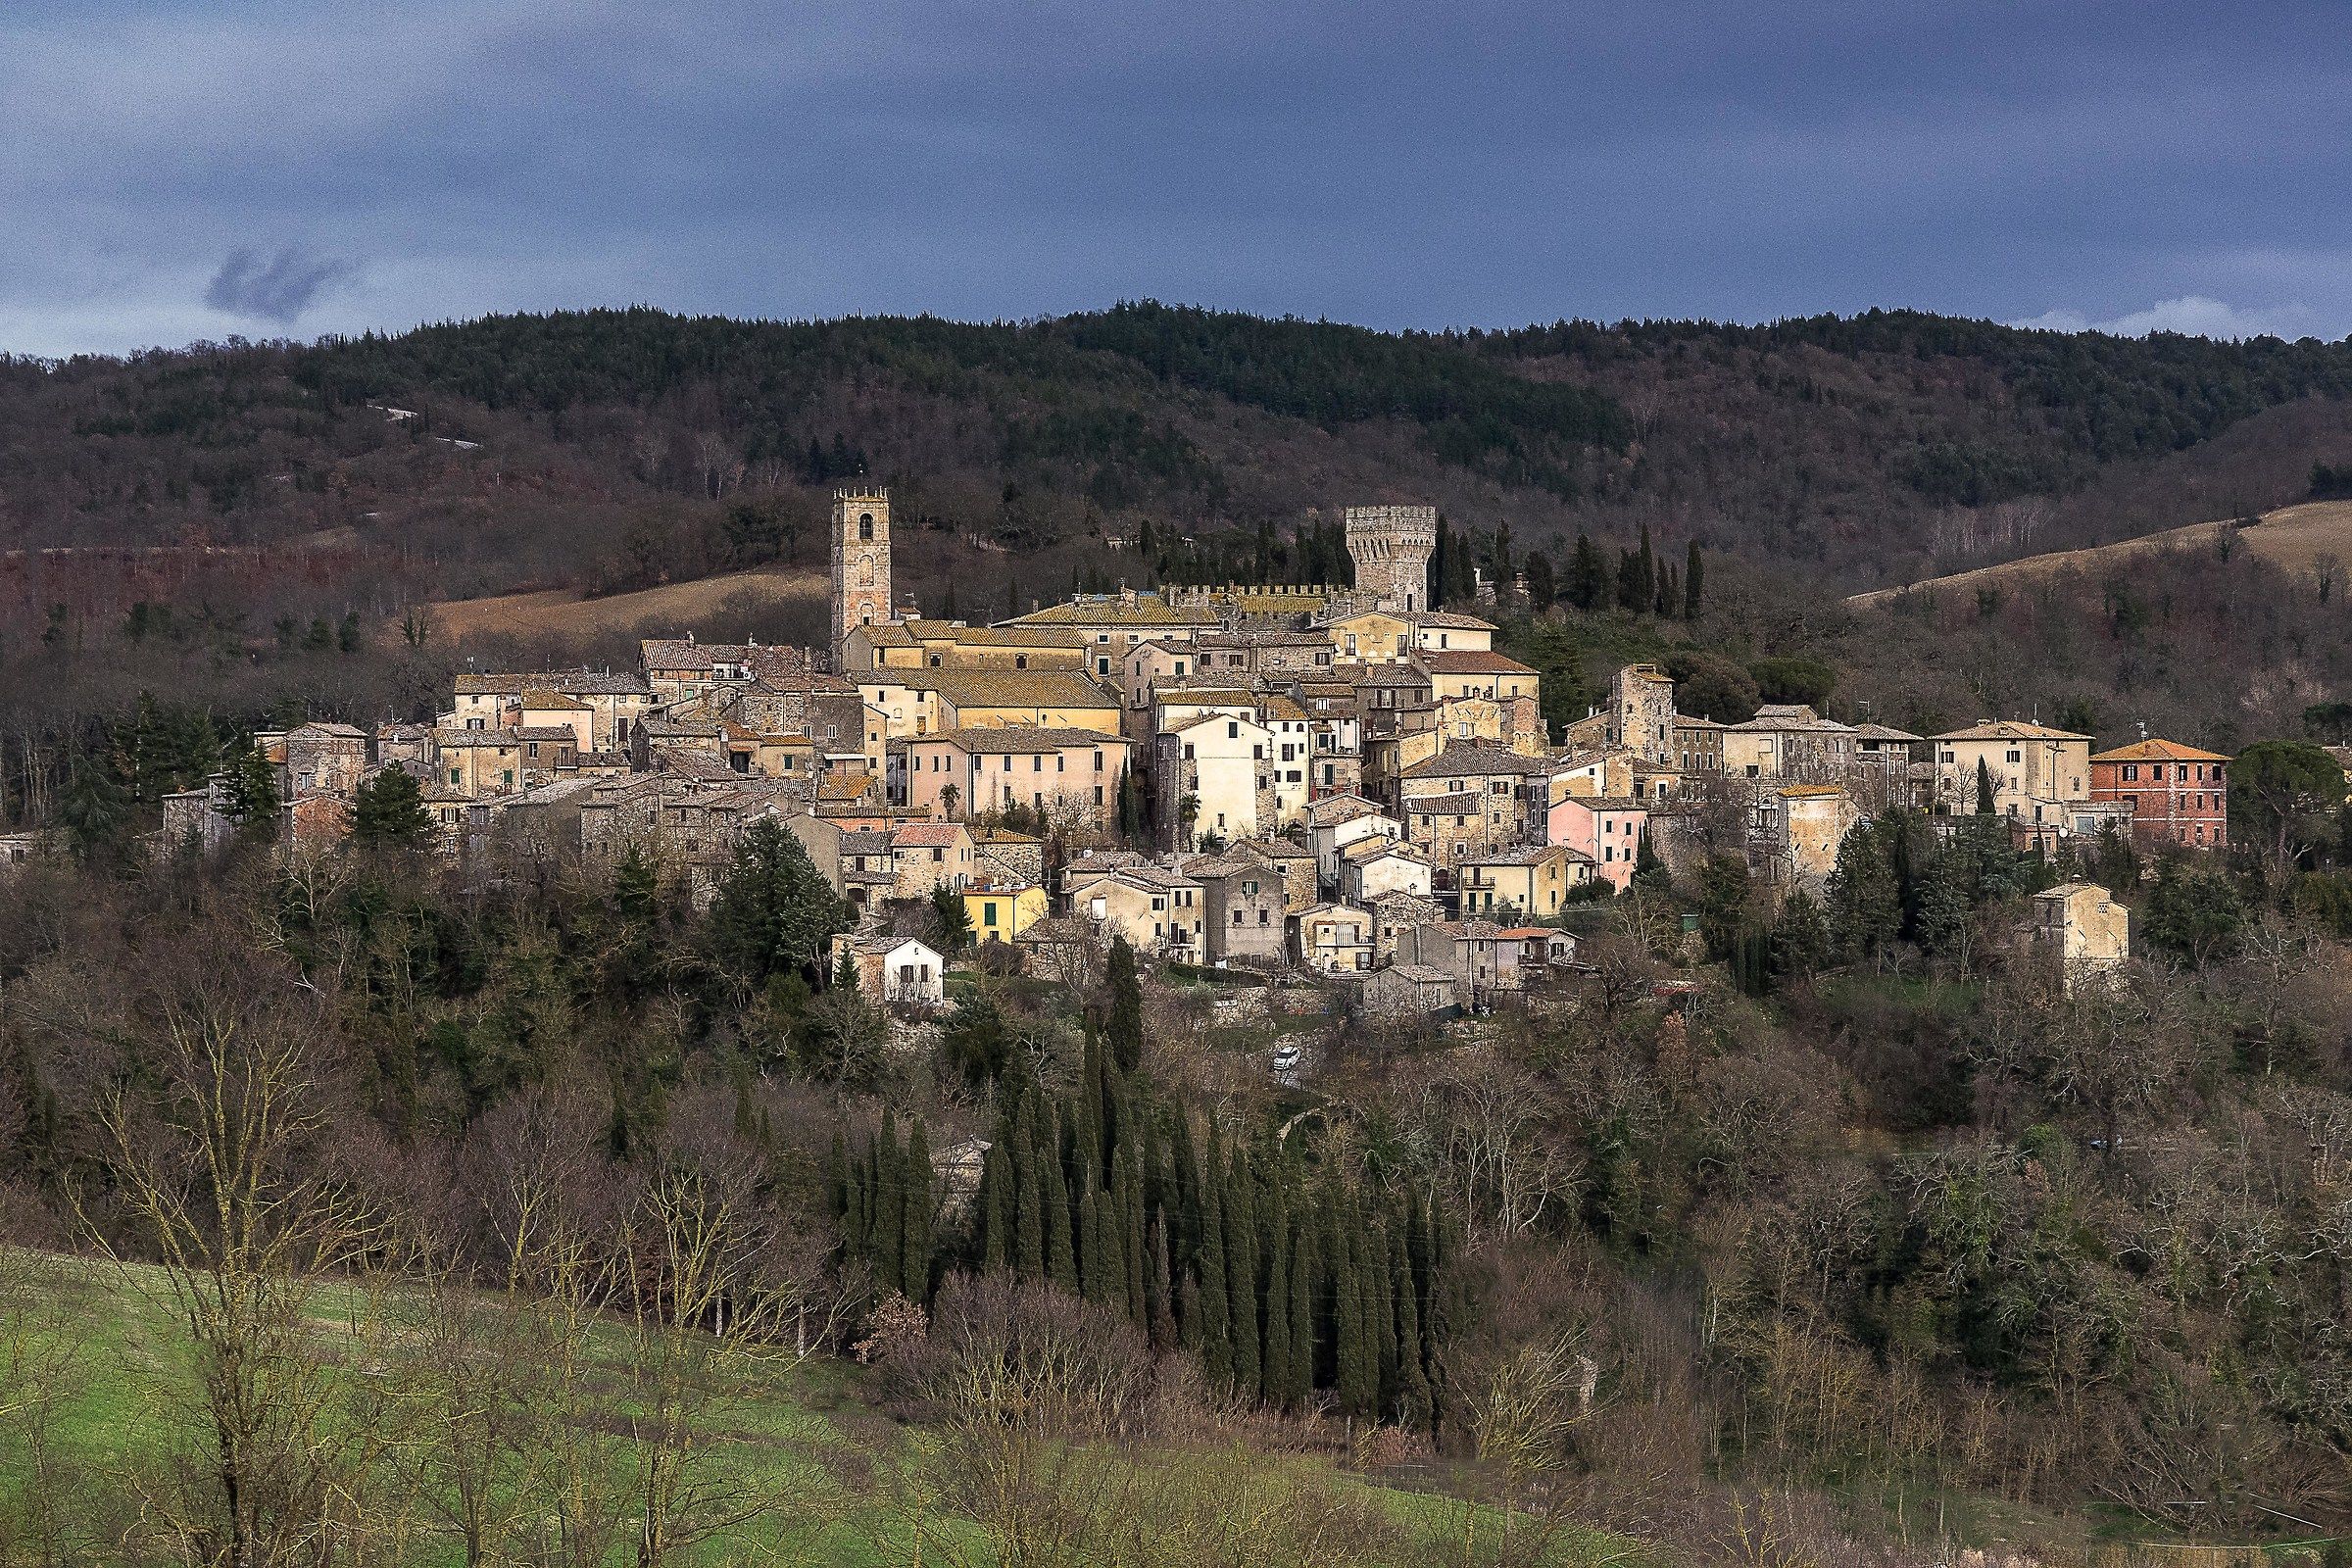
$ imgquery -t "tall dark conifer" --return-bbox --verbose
[1224,1151,1261,1398]
[902,1117,934,1300]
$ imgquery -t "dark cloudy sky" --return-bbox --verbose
[6,0,2348,357]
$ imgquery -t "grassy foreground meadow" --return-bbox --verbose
[0,1250,1651,1568]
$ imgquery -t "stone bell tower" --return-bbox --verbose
[1345,504,1438,613]
[830,486,893,660]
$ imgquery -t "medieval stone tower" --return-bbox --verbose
[830,486,893,658]
[1345,504,1438,613]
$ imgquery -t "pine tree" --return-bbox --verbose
[1616,546,1644,612]
[1569,532,1606,611]
[352,766,432,850]
[223,745,280,842]
[1523,551,1555,612]
[708,817,855,988]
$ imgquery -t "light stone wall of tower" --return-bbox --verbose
[831,487,894,660]
[1345,505,1437,614]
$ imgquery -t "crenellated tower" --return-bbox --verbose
[830,486,893,660]
[1345,504,1438,613]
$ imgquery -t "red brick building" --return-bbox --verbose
[2088,738,2230,850]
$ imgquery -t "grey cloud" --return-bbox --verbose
[203,245,357,324]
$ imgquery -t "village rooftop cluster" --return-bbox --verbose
[137,489,2241,1009]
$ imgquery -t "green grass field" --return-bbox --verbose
[0,1251,1650,1568]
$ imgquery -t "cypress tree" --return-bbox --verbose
[1077,1175,1108,1302]
[1367,1217,1399,1414]
[1390,1220,1431,1426]
[825,1129,851,1225]
[1684,540,1704,618]
[1224,1152,1261,1399]
[1044,1119,1078,1294]
[980,1136,1014,1271]
[902,1118,934,1301]
[1334,1217,1373,1418]
[1286,1214,1315,1408]
[1570,532,1605,611]
[1975,756,1996,814]
[871,1113,906,1295]
[1145,1212,1177,1348]
[1116,1141,1147,1320]
[1262,1193,1294,1409]
[1638,522,1658,608]
[1014,1099,1046,1278]
[1197,1157,1232,1387]
[1105,937,1146,1075]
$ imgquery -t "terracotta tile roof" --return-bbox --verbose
[2089,738,2230,763]
[1555,795,1645,812]
[1405,790,1483,813]
[1400,744,1548,779]
[926,726,1124,753]
[1418,650,1537,675]
[1933,720,2092,742]
[1002,597,1221,628]
[891,822,965,849]
[1406,612,1497,630]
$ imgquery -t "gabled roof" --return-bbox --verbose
[1402,790,1482,813]
[1001,596,1221,628]
[1400,744,1548,779]
[1342,836,1425,864]
[927,725,1123,753]
[1379,963,1459,984]
[1933,719,2092,742]
[1418,651,1537,676]
[2089,738,2230,763]
[1554,794,1645,812]
[1406,612,1495,630]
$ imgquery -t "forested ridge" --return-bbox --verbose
[8,303,2352,608]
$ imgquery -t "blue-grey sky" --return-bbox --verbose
[6,0,2349,358]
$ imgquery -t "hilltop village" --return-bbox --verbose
[148,488,2234,1010]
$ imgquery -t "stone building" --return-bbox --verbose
[1344,505,1437,614]
[1350,963,1459,1020]
[2026,881,2130,992]
[831,486,894,659]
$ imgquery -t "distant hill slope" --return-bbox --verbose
[1846,499,2352,608]
[7,304,2352,618]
